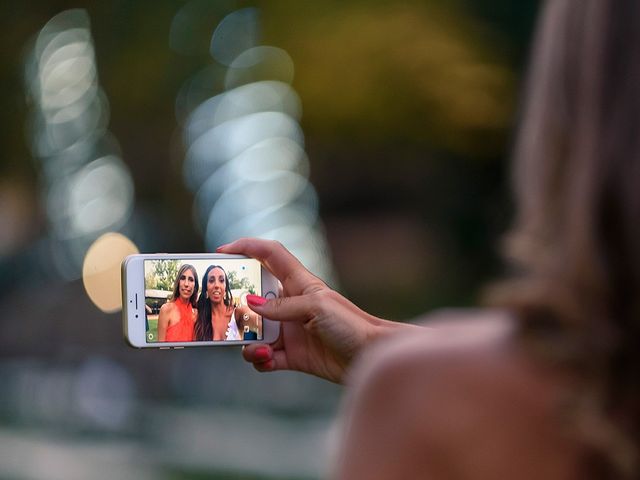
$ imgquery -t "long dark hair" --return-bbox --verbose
[487,0,640,477]
[171,263,199,308]
[194,265,234,341]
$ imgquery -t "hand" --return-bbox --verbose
[217,238,392,383]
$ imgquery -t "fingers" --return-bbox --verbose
[217,238,325,295]
[247,289,377,328]
[242,344,289,372]
[247,293,318,323]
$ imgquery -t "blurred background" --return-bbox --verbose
[0,1,538,478]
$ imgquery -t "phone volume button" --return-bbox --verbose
[173,346,184,349]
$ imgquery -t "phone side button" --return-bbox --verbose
[173,346,184,349]
[160,347,170,350]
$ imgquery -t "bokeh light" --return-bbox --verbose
[224,46,295,89]
[24,9,135,280]
[82,232,139,313]
[210,7,261,66]
[184,80,302,140]
[179,7,335,283]
[184,111,304,190]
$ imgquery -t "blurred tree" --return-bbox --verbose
[145,259,179,291]
[227,270,256,294]
[264,0,517,157]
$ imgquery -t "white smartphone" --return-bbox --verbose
[122,253,280,348]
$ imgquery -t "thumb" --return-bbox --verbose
[246,294,315,323]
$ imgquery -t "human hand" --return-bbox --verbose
[217,238,387,383]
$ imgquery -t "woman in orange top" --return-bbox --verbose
[157,263,199,342]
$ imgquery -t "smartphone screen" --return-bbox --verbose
[144,257,263,343]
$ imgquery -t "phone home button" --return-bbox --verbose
[264,291,276,299]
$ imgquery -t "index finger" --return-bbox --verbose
[217,238,325,296]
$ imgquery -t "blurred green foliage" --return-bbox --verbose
[227,270,256,294]
[146,259,180,291]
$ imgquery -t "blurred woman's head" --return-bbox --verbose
[491,0,640,476]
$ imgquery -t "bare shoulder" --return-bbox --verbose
[351,309,561,394]
[349,310,518,386]
[159,302,176,315]
[339,310,581,480]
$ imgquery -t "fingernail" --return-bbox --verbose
[247,294,267,306]
[255,346,270,361]
[215,243,230,252]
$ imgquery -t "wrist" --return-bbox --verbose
[342,319,418,386]
[368,318,422,344]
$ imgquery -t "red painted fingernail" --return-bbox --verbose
[255,346,270,361]
[247,294,267,306]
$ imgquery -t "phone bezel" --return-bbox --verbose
[122,253,280,348]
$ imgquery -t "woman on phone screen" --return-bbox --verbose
[157,264,198,342]
[195,265,247,341]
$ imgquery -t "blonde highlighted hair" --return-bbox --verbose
[487,1,640,477]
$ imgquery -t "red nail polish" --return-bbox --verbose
[247,294,267,306]
[255,346,270,361]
